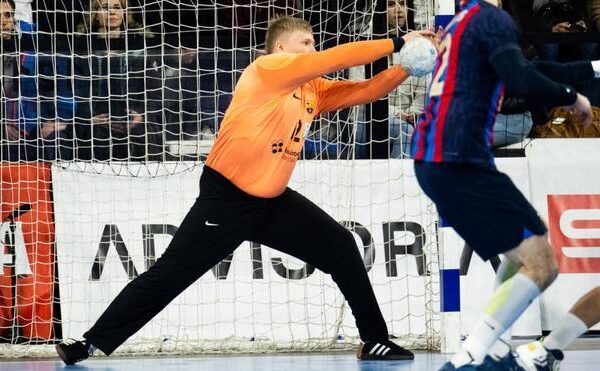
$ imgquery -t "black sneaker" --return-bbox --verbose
[55,339,91,365]
[357,339,414,360]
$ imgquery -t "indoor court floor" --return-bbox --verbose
[2,346,599,371]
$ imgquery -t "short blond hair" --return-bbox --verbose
[265,16,312,54]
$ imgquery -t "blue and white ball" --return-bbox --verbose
[397,37,438,77]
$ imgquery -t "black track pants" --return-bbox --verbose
[84,166,388,354]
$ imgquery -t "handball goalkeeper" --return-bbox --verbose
[56,15,436,365]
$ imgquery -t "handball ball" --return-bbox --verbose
[397,37,437,77]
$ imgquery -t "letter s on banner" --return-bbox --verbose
[547,194,600,273]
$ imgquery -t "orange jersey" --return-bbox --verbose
[206,39,409,198]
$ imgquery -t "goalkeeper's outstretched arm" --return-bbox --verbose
[256,30,434,92]
[314,67,410,114]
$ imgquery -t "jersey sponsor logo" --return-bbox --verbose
[283,147,300,158]
[271,140,284,154]
[547,194,600,273]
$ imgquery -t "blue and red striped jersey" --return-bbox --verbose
[410,0,521,167]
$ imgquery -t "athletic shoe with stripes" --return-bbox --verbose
[356,339,414,360]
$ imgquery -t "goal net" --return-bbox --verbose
[0,0,441,357]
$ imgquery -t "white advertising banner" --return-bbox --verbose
[53,160,438,346]
[52,141,600,349]
[526,139,600,331]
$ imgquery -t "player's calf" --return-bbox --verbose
[504,235,558,291]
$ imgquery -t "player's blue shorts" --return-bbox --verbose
[414,161,547,261]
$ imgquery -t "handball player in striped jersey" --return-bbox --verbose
[410,1,595,370]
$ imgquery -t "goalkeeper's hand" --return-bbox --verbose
[401,27,443,48]
[401,29,436,44]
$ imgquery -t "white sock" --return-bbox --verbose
[452,316,504,366]
[543,312,588,351]
[488,329,511,359]
[592,60,600,78]
[452,273,540,367]
[487,259,517,360]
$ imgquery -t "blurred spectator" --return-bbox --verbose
[349,0,430,158]
[505,0,599,108]
[0,0,15,42]
[505,0,597,62]
[1,0,75,161]
[533,0,594,62]
[352,0,421,159]
[74,0,162,161]
[387,0,428,158]
[490,0,536,147]
[156,1,293,140]
[76,0,153,39]
[413,0,433,30]
[195,49,250,138]
[590,0,600,32]
[492,0,599,145]
[492,99,535,148]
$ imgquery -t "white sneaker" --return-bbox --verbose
[515,340,563,371]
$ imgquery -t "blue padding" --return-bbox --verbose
[523,228,534,239]
[439,217,451,228]
[440,269,460,312]
[435,15,454,30]
[19,21,36,33]
[303,138,340,157]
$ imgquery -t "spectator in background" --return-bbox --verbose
[505,0,599,109]
[533,0,594,63]
[490,0,537,147]
[387,0,428,158]
[503,0,595,62]
[1,0,75,161]
[74,0,162,161]
[413,0,434,30]
[197,1,293,136]
[590,0,600,32]
[492,0,600,148]
[76,0,153,39]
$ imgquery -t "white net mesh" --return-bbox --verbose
[0,0,440,357]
